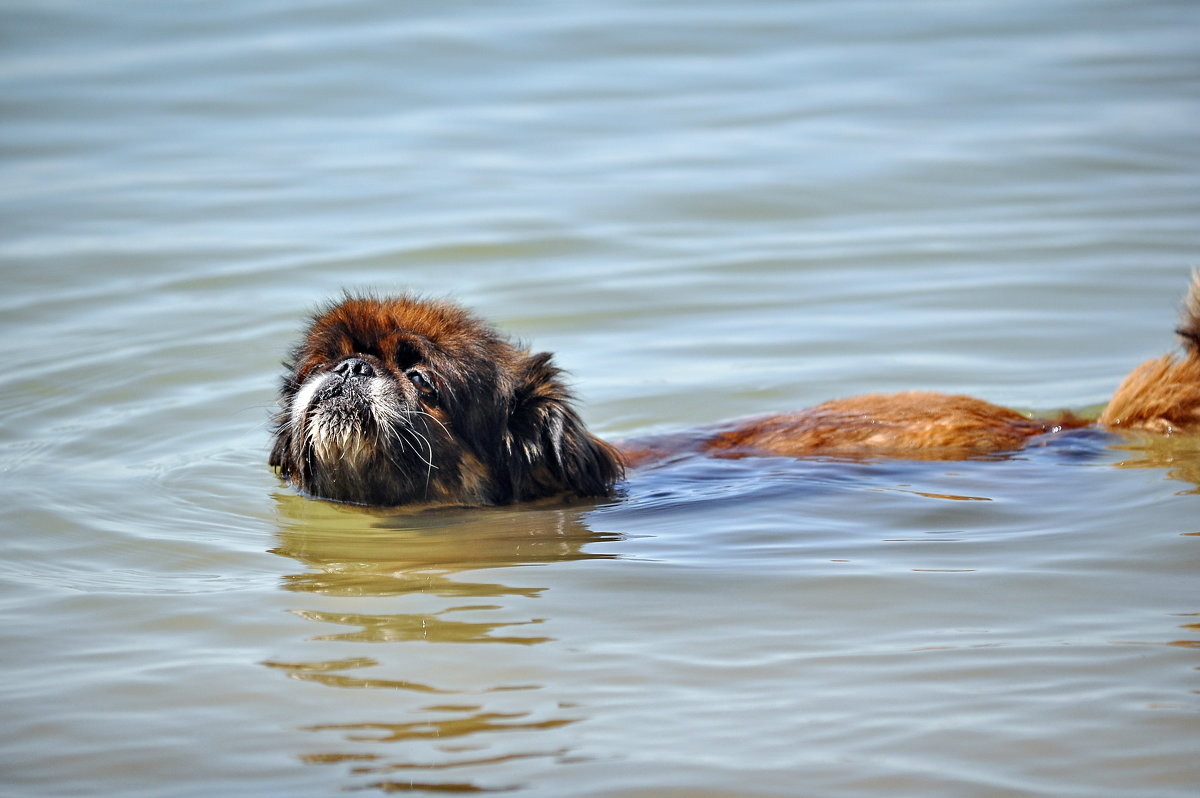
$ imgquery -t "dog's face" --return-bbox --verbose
[270,295,623,506]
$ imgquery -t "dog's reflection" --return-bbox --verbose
[266,493,620,792]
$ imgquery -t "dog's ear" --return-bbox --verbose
[500,352,624,502]
[268,368,299,477]
[268,427,293,476]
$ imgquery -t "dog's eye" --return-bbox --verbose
[408,370,438,400]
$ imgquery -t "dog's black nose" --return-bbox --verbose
[333,357,375,378]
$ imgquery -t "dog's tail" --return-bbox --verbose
[1179,270,1200,356]
[1099,271,1200,433]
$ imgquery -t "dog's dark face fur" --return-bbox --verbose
[270,295,623,506]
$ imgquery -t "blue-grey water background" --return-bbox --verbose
[2,1,1199,796]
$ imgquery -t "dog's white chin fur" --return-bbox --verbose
[291,372,388,470]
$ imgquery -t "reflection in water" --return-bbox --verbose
[263,657,455,694]
[291,606,552,645]
[1110,433,1200,493]
[306,713,578,743]
[266,492,618,793]
[273,493,622,597]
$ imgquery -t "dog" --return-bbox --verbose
[270,274,1200,506]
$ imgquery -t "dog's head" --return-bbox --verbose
[269,295,623,506]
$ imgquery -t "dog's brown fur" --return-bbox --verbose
[271,274,1200,506]
[1098,271,1200,433]
[269,295,622,506]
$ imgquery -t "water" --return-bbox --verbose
[2,1,1198,795]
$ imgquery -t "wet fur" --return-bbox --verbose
[272,275,1200,506]
[1098,271,1200,433]
[269,295,622,506]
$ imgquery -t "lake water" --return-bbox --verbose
[2,1,1198,796]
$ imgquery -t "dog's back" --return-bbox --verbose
[624,273,1200,466]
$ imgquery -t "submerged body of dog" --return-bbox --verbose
[270,275,1200,506]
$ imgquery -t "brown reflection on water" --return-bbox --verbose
[306,713,579,743]
[262,657,456,693]
[290,606,552,645]
[271,492,621,597]
[266,492,617,793]
[1110,433,1200,493]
